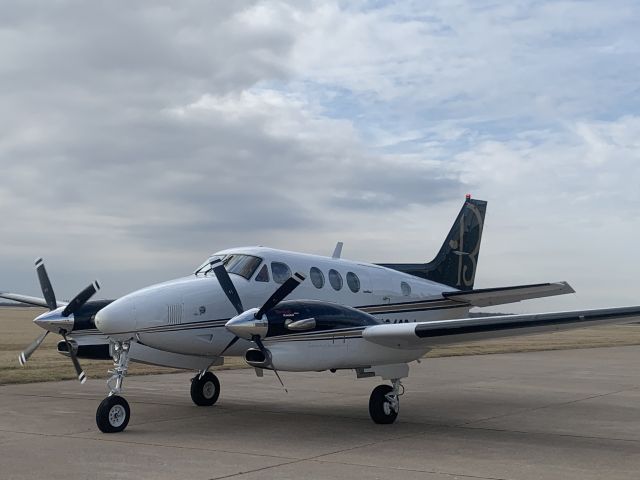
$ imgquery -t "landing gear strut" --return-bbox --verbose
[96,340,131,433]
[190,371,220,406]
[369,379,403,424]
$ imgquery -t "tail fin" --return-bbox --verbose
[377,197,487,291]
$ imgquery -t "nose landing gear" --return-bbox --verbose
[96,395,130,433]
[96,340,131,433]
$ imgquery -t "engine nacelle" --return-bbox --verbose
[246,338,428,372]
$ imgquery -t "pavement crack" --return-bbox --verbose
[455,385,640,428]
[311,458,512,480]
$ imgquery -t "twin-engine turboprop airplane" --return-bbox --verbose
[3,197,640,433]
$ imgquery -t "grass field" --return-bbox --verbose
[2,307,640,385]
[0,307,246,385]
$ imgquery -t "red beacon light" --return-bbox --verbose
[465,194,472,200]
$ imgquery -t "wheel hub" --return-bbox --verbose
[109,404,126,427]
[203,380,215,399]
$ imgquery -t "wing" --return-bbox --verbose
[443,282,575,307]
[0,292,68,309]
[362,305,640,349]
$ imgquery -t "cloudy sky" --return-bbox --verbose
[1,1,639,312]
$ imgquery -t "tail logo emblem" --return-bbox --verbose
[456,203,484,287]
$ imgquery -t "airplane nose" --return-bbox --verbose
[95,298,136,336]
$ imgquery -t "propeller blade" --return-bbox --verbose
[219,335,240,355]
[272,368,288,393]
[253,336,287,393]
[210,258,244,315]
[61,332,86,384]
[255,272,305,319]
[18,331,49,366]
[35,258,57,311]
[61,281,100,317]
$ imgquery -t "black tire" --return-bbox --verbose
[369,384,398,424]
[96,395,130,433]
[190,372,220,406]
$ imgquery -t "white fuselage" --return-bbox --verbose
[96,246,469,361]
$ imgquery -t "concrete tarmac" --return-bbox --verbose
[1,346,639,480]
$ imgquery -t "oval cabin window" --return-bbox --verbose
[328,269,343,291]
[346,272,360,293]
[310,267,325,288]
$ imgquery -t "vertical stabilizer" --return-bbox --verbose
[377,197,487,291]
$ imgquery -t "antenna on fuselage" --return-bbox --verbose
[332,242,343,259]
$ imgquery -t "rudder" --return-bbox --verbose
[377,197,487,291]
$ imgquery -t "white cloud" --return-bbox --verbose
[1,1,639,311]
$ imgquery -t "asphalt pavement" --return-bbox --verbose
[1,346,639,479]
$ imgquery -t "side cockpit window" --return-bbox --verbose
[195,254,262,280]
[271,262,292,284]
[224,255,262,279]
[401,281,412,296]
[255,264,269,282]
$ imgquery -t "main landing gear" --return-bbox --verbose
[190,371,220,406]
[368,379,403,424]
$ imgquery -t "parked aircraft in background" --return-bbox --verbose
[3,197,638,433]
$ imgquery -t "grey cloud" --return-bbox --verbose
[331,163,464,210]
[2,1,638,310]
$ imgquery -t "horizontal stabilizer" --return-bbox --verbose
[0,292,67,308]
[444,281,575,307]
[363,305,640,349]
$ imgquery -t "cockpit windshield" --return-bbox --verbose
[194,254,263,280]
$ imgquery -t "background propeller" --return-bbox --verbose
[17,258,99,383]
[35,257,57,310]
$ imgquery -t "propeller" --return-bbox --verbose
[255,272,306,319]
[210,258,305,390]
[18,331,48,366]
[18,258,99,383]
[252,335,287,392]
[210,258,243,356]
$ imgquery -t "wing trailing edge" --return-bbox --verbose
[444,281,575,308]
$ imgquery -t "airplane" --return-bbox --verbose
[3,196,639,433]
